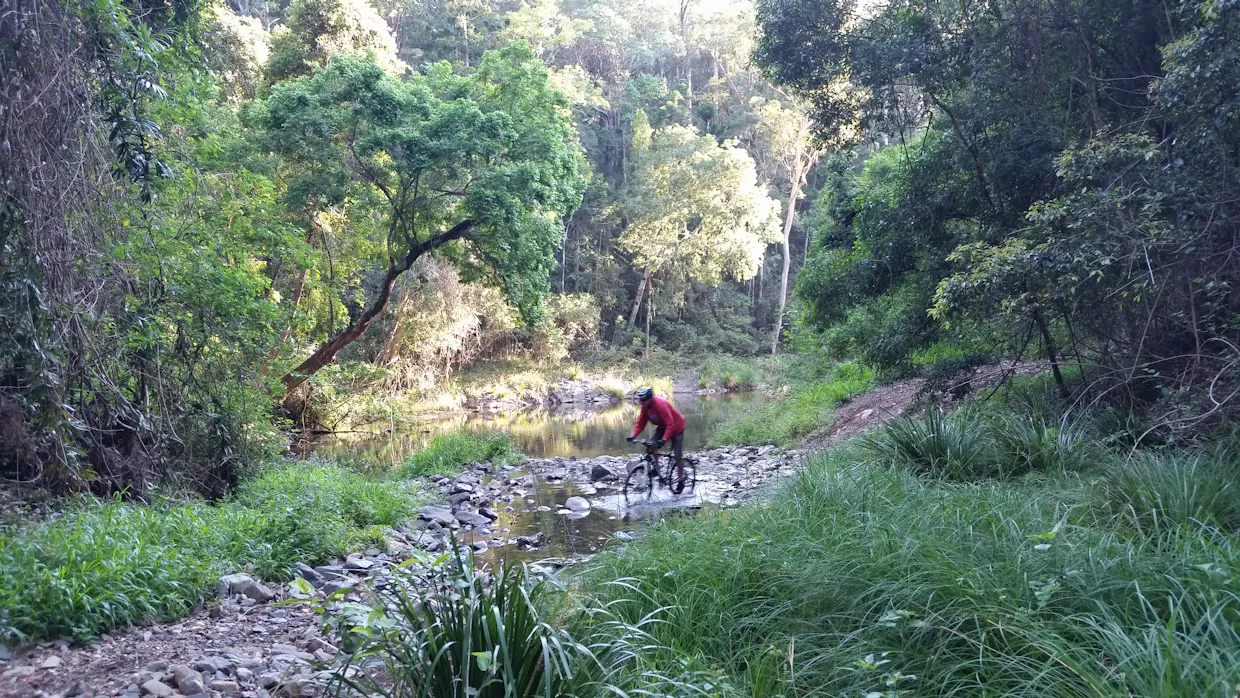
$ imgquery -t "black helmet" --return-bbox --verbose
[635,386,654,401]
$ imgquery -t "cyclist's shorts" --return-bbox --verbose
[653,427,684,461]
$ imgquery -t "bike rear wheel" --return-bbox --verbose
[669,456,697,494]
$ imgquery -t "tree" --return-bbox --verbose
[620,111,780,349]
[259,44,586,397]
[752,97,819,353]
[265,0,406,83]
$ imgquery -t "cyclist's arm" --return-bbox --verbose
[631,404,649,438]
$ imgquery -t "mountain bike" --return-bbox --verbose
[623,437,696,501]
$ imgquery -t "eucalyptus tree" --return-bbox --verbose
[620,109,780,348]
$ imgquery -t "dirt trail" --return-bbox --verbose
[801,360,1052,451]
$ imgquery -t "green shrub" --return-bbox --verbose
[865,407,1088,480]
[314,551,718,698]
[402,431,523,477]
[584,447,1240,697]
[0,462,427,643]
[987,411,1084,475]
[864,408,993,479]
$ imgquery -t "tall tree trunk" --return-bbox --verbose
[1031,306,1069,398]
[374,292,408,366]
[645,275,653,357]
[629,268,651,326]
[282,220,475,394]
[771,118,813,354]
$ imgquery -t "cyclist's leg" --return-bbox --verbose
[671,432,686,489]
[651,426,666,475]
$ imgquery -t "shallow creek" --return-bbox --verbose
[306,393,782,566]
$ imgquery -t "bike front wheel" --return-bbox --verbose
[623,460,654,501]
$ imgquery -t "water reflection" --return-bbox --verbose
[307,392,767,468]
[304,392,767,564]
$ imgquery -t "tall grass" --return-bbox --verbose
[320,550,727,698]
[863,408,1087,479]
[0,462,427,643]
[710,362,876,446]
[584,445,1240,697]
[402,431,523,477]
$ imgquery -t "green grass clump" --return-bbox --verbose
[710,362,876,446]
[322,549,728,698]
[863,408,1088,480]
[0,461,426,644]
[1102,448,1240,530]
[700,356,762,391]
[403,431,523,477]
[584,445,1240,697]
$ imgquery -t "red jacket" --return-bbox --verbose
[632,396,685,439]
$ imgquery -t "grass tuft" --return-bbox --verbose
[402,430,523,477]
[0,461,427,644]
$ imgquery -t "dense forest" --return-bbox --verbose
[3,0,830,493]
[5,0,1240,694]
[4,0,1239,495]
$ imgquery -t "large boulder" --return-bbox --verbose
[565,496,591,511]
[590,463,618,482]
[217,573,255,598]
[418,505,456,527]
[169,665,206,695]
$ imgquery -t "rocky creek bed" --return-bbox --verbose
[0,445,799,698]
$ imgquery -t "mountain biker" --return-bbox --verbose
[627,386,687,491]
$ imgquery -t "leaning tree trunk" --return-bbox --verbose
[629,268,651,326]
[282,220,475,404]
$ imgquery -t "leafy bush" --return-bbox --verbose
[0,462,427,643]
[710,362,875,446]
[585,447,1240,697]
[402,431,523,477]
[700,355,761,391]
[864,409,993,479]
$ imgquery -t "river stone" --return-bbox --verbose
[419,505,456,526]
[40,656,62,669]
[170,665,206,695]
[211,680,241,692]
[478,506,499,521]
[218,573,255,598]
[295,563,324,586]
[140,680,175,697]
[0,645,10,661]
[344,558,373,571]
[565,496,591,510]
[142,661,168,673]
[257,673,281,689]
[244,582,278,603]
[455,510,491,527]
[590,464,618,481]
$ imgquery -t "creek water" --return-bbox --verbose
[308,392,769,566]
